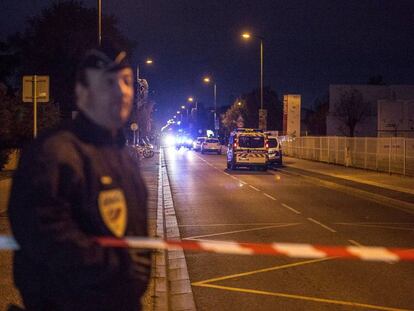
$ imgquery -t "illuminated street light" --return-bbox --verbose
[241,32,251,39]
[241,31,265,129]
[145,58,153,64]
[237,101,242,106]
[203,77,211,83]
[177,111,180,114]
[181,105,186,109]
[188,97,194,102]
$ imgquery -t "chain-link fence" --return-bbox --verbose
[281,136,414,176]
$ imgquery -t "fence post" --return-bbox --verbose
[388,137,392,174]
[327,137,330,164]
[336,136,339,164]
[376,138,379,171]
[364,137,367,169]
[403,138,406,176]
[319,137,322,161]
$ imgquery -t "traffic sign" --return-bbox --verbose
[22,75,50,103]
[130,122,138,131]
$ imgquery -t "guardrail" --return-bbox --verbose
[280,136,414,176]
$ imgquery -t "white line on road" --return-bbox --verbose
[263,193,277,201]
[238,180,247,184]
[281,203,301,214]
[307,218,337,233]
[249,185,261,192]
[182,223,301,240]
[223,172,230,176]
[348,239,362,246]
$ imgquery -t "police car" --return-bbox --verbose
[226,128,267,171]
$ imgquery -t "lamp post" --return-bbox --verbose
[203,77,218,133]
[98,0,102,45]
[242,32,266,129]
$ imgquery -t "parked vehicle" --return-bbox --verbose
[193,137,207,151]
[201,138,221,154]
[266,135,282,167]
[175,135,193,149]
[226,128,267,171]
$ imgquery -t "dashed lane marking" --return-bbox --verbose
[192,283,408,311]
[182,223,301,240]
[281,203,301,214]
[263,193,277,201]
[249,185,261,192]
[307,218,337,233]
[348,240,362,247]
[238,180,247,184]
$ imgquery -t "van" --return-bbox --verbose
[226,128,267,171]
[266,135,282,167]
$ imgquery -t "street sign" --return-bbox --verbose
[22,75,50,103]
[130,122,138,131]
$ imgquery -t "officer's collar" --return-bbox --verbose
[74,112,126,146]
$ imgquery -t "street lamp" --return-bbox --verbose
[241,32,265,128]
[98,0,102,45]
[203,76,218,133]
[137,58,154,80]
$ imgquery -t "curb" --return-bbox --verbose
[153,149,196,311]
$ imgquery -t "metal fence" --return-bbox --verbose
[281,136,414,176]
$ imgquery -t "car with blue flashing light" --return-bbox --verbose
[226,128,267,171]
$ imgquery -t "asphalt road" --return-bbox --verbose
[164,148,414,311]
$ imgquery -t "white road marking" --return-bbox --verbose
[281,203,301,214]
[182,223,301,240]
[263,193,277,201]
[249,185,260,192]
[348,239,362,247]
[307,218,336,233]
[223,172,230,176]
[238,180,247,184]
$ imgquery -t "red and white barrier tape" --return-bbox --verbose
[1,235,414,262]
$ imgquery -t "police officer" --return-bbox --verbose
[8,43,151,311]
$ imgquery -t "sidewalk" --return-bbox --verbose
[283,156,414,195]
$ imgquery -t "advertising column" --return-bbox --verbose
[283,94,301,137]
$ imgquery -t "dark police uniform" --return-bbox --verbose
[8,113,151,311]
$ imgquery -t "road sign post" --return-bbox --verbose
[22,75,50,138]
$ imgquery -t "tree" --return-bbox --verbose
[304,95,329,135]
[10,0,133,116]
[221,86,283,132]
[334,89,371,137]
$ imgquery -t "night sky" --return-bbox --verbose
[1,0,414,123]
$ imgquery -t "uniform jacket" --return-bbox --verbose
[8,113,151,310]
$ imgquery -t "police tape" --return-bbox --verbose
[1,235,414,262]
